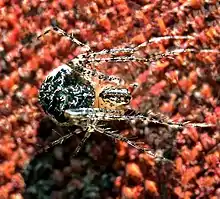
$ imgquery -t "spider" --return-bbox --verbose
[32,25,217,162]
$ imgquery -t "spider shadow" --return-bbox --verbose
[22,113,181,199]
[22,116,119,199]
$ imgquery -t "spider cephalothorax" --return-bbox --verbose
[36,25,217,162]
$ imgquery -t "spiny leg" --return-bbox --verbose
[49,25,92,52]
[85,49,219,64]
[144,114,215,129]
[135,36,195,50]
[66,59,125,85]
[64,108,214,129]
[80,35,195,58]
[39,109,214,157]
[64,108,141,122]
[36,129,82,155]
[142,110,215,129]
[72,130,92,156]
[47,109,129,128]
[71,120,99,156]
[20,25,91,53]
[94,126,172,162]
[65,48,200,86]
[66,59,137,89]
[65,35,198,84]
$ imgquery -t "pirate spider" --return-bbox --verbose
[35,25,217,162]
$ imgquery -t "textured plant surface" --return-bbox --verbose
[0,0,219,199]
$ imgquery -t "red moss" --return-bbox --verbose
[181,166,201,185]
[126,163,143,180]
[156,17,167,34]
[144,180,159,196]
[0,0,219,198]
[122,185,143,199]
[149,80,167,96]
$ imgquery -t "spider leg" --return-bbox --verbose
[144,110,215,129]
[49,25,92,52]
[135,35,195,50]
[94,126,172,163]
[64,108,214,129]
[36,129,82,155]
[20,25,91,53]
[65,48,199,85]
[66,59,125,85]
[72,120,100,156]
[80,35,195,58]
[39,109,213,158]
[47,109,130,128]
[72,130,92,156]
[85,48,219,64]
[64,108,145,122]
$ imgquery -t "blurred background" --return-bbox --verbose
[0,0,219,199]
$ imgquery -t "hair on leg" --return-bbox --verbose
[72,130,92,156]
[85,48,219,65]
[36,129,81,155]
[50,25,92,52]
[80,35,196,58]
[19,25,92,54]
[94,126,173,163]
[66,59,125,85]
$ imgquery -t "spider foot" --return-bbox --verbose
[142,111,215,129]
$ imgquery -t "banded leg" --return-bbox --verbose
[66,59,125,85]
[64,108,214,129]
[145,111,215,129]
[72,130,92,156]
[48,25,92,52]
[48,109,128,128]
[40,109,214,158]
[20,25,91,53]
[85,49,219,64]
[135,36,195,50]
[94,126,172,162]
[64,108,143,121]
[36,129,82,155]
[80,35,195,58]
[72,120,104,156]
[65,48,203,85]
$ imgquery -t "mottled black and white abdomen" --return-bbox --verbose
[38,65,95,122]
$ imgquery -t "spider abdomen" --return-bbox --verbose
[38,65,95,121]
